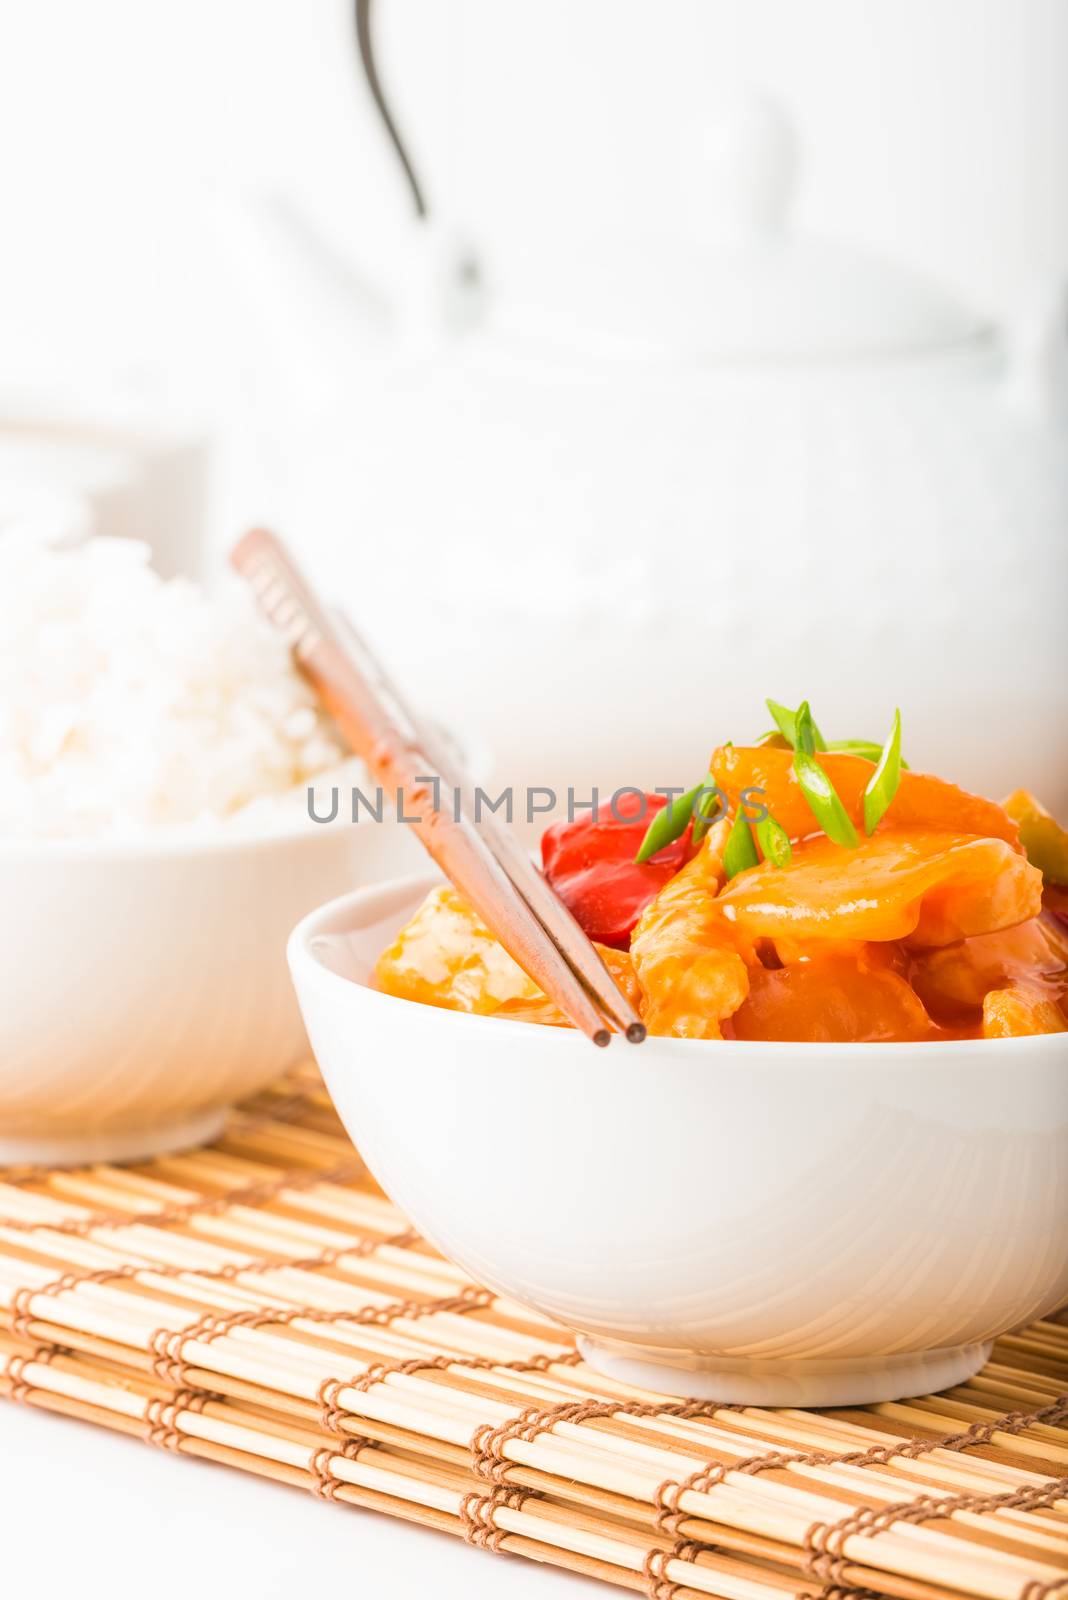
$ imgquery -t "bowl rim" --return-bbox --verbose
[0,730,489,863]
[288,874,1063,1063]
[0,814,401,863]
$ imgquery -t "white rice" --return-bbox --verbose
[0,533,350,839]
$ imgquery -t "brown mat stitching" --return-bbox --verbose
[459,1485,528,1552]
[307,1437,371,1501]
[642,1538,704,1600]
[1020,1580,1068,1600]
[653,1391,1068,1533]
[144,1389,210,1451]
[4,1345,56,1403]
[319,1350,582,1433]
[803,1472,1068,1585]
[0,1157,364,1236]
[470,1398,741,1486]
[149,1287,494,1386]
[8,1228,419,1338]
[795,1589,884,1600]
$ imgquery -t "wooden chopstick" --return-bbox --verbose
[333,612,646,1044]
[230,529,645,1046]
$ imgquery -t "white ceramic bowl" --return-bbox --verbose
[290,874,1068,1407]
[0,819,418,1166]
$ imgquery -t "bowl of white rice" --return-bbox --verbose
[0,535,418,1164]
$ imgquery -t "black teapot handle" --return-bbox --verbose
[355,0,428,218]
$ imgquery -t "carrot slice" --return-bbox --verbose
[711,745,1019,846]
[714,830,1042,948]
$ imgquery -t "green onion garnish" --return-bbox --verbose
[634,784,700,864]
[690,777,723,848]
[862,708,903,836]
[724,807,760,879]
[828,737,909,769]
[827,738,882,761]
[793,743,859,849]
[766,698,827,752]
[636,698,904,867]
[793,700,821,757]
[755,811,793,868]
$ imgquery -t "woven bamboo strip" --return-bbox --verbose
[4,1273,1061,1523]
[0,1345,1035,1600]
[0,1356,1055,1600]
[2,1069,1066,1600]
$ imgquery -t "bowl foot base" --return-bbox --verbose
[0,1105,229,1168]
[575,1335,993,1407]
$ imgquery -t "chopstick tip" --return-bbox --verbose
[593,1028,612,1049]
[626,1022,647,1044]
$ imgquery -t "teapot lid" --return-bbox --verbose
[490,96,986,364]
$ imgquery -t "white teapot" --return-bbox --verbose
[238,91,1068,816]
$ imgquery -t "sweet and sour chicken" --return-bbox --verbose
[375,707,1068,1044]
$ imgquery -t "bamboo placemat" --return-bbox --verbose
[1,1064,1065,1600]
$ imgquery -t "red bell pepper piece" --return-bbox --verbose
[541,792,689,950]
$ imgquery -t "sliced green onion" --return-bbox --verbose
[828,737,910,770]
[766,698,827,752]
[755,811,793,868]
[690,776,724,847]
[724,808,760,879]
[793,746,859,848]
[634,784,700,863]
[827,738,881,761]
[794,700,820,757]
[765,699,799,747]
[863,708,903,836]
